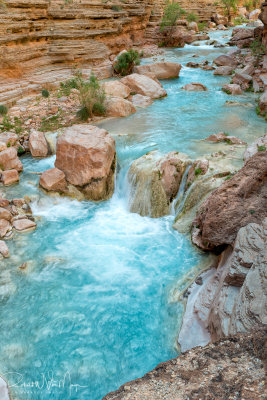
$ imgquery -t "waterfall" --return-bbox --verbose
[171,164,191,216]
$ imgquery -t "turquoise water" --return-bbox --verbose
[0,29,266,400]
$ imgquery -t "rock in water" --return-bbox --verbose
[182,83,207,91]
[128,151,190,218]
[192,151,267,250]
[29,130,49,157]
[121,74,167,99]
[54,125,116,201]
[39,168,67,192]
[134,62,182,79]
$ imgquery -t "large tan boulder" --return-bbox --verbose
[0,132,18,147]
[213,55,238,67]
[39,168,67,192]
[55,125,116,201]
[103,81,131,98]
[0,219,11,238]
[29,130,49,157]
[134,62,181,79]
[105,97,136,117]
[249,9,261,20]
[121,74,167,99]
[13,219,36,232]
[0,148,23,172]
[222,84,242,95]
[0,240,9,258]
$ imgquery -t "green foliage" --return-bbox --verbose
[59,77,78,96]
[233,16,249,25]
[197,21,207,31]
[160,1,186,33]
[40,114,63,132]
[114,49,141,76]
[257,145,266,151]
[220,0,238,23]
[17,145,25,155]
[250,39,265,57]
[195,168,203,176]
[249,209,255,215]
[41,89,50,98]
[0,116,13,131]
[187,12,198,23]
[75,72,106,120]
[111,5,122,11]
[0,104,8,116]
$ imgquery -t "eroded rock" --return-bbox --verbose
[39,168,67,192]
[29,130,49,157]
[121,74,167,99]
[134,62,182,79]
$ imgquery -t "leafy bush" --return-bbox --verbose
[187,12,198,23]
[0,104,8,116]
[257,145,266,152]
[220,0,237,24]
[160,1,186,33]
[197,21,207,31]
[41,89,50,98]
[195,168,203,176]
[250,39,265,57]
[114,49,141,76]
[112,5,122,12]
[75,72,106,120]
[59,78,78,96]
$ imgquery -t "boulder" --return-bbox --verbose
[0,132,18,147]
[213,55,238,67]
[39,168,67,192]
[130,94,153,108]
[259,89,267,113]
[103,81,131,98]
[134,62,182,79]
[128,151,190,218]
[0,219,11,238]
[213,66,233,76]
[243,134,267,161]
[249,9,261,21]
[232,72,252,90]
[222,84,242,95]
[229,27,255,47]
[182,83,208,91]
[0,207,11,221]
[217,24,226,30]
[1,169,19,186]
[192,151,267,249]
[212,13,228,25]
[29,130,49,157]
[0,240,9,258]
[0,148,23,172]
[186,62,200,68]
[105,97,136,117]
[205,133,246,145]
[13,218,36,232]
[188,22,199,32]
[121,73,167,99]
[54,125,116,201]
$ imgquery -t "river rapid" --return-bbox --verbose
[0,28,266,400]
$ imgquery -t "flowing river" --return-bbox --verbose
[0,28,266,400]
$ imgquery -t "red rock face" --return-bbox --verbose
[55,125,116,200]
[192,151,267,249]
[29,130,49,157]
[0,148,23,172]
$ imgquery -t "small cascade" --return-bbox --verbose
[171,164,191,216]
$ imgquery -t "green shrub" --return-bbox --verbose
[197,21,207,31]
[257,145,266,151]
[195,168,203,176]
[59,78,78,96]
[187,12,198,23]
[0,104,8,116]
[17,145,25,155]
[250,39,265,57]
[75,72,106,120]
[160,1,186,32]
[0,116,13,131]
[220,0,238,24]
[112,5,122,11]
[41,89,50,98]
[114,49,141,76]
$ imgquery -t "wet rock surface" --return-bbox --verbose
[104,329,266,400]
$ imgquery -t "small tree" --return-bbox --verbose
[75,72,106,120]
[114,49,141,76]
[221,0,237,24]
[160,1,186,41]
